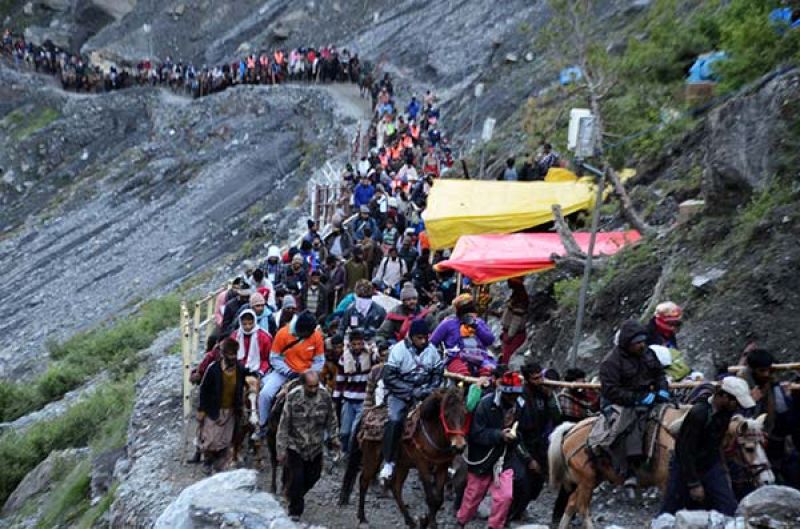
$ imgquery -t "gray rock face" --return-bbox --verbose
[108,330,189,528]
[2,447,89,516]
[0,70,350,380]
[703,71,800,210]
[154,469,297,529]
[738,485,800,527]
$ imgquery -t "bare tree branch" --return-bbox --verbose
[607,167,657,236]
[552,205,586,258]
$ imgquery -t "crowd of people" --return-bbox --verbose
[1,28,363,97]
[182,67,800,527]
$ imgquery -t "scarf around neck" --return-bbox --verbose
[237,313,261,373]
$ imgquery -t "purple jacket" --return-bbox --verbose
[430,316,495,350]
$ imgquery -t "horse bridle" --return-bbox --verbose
[728,430,770,485]
[418,396,465,453]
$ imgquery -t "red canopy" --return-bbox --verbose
[435,231,641,284]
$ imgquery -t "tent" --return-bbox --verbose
[435,231,641,284]
[422,179,596,250]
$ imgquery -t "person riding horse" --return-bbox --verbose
[589,319,669,488]
[258,311,324,436]
[431,294,496,378]
[378,318,444,484]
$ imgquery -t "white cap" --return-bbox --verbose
[721,376,756,409]
[267,245,281,259]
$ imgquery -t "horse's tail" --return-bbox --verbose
[548,421,576,491]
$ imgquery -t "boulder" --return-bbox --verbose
[81,0,137,20]
[650,513,675,529]
[24,21,75,49]
[2,448,89,515]
[154,469,298,529]
[691,267,726,292]
[38,0,70,12]
[674,510,732,529]
[738,485,800,527]
[90,447,125,504]
[703,71,800,210]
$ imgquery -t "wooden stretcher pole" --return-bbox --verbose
[728,362,800,373]
[539,379,800,391]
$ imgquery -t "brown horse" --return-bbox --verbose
[355,386,467,529]
[548,408,774,529]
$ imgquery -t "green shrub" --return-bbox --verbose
[0,377,135,504]
[0,295,179,422]
[554,278,582,311]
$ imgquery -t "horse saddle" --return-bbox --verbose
[357,403,421,444]
[270,379,303,415]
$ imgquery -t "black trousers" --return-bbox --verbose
[287,449,323,516]
[508,454,545,521]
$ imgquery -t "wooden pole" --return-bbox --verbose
[191,302,201,358]
[181,303,192,420]
[728,363,800,373]
[568,164,606,369]
[445,371,800,391]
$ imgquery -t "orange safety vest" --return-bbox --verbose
[274,51,284,65]
[379,153,390,167]
[409,124,420,140]
[390,144,403,160]
[402,135,413,148]
[247,56,256,69]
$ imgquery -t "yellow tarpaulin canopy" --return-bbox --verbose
[422,179,596,250]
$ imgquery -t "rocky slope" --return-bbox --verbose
[0,63,359,379]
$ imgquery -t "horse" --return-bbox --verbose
[548,408,774,529]
[231,375,264,468]
[353,386,467,529]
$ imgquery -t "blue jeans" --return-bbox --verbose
[661,456,738,516]
[259,370,290,427]
[340,400,363,453]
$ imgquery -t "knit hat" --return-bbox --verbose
[409,318,429,337]
[282,294,297,310]
[400,283,418,300]
[249,292,266,306]
[360,205,370,214]
[267,245,281,260]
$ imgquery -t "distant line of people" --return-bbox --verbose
[2,28,363,97]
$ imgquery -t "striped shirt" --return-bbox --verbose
[333,350,372,402]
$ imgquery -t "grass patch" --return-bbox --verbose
[75,484,118,529]
[35,459,92,529]
[553,278,581,312]
[0,295,179,423]
[0,376,136,505]
[709,180,797,261]
[2,106,61,141]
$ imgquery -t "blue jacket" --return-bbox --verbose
[353,183,375,208]
[406,99,421,119]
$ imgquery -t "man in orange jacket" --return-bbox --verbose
[258,311,324,433]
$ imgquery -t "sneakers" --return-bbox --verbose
[290,515,301,522]
[623,475,638,488]
[378,462,395,485]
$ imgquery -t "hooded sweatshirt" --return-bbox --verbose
[229,309,272,375]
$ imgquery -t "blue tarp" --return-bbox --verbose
[687,51,727,83]
[770,8,800,31]
[559,66,583,86]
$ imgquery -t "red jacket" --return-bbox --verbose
[229,329,272,375]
